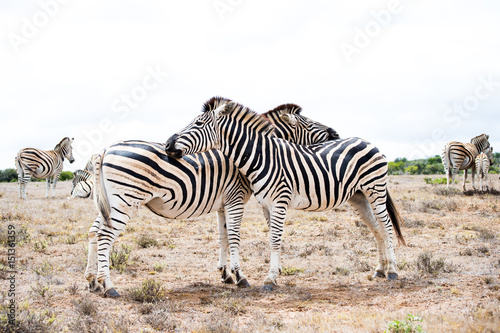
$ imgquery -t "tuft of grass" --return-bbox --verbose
[136,234,159,249]
[144,308,178,331]
[332,267,350,276]
[33,239,48,253]
[110,244,132,273]
[416,252,453,275]
[0,309,57,333]
[74,297,98,316]
[282,266,304,276]
[128,279,167,303]
[385,314,424,333]
[199,309,238,333]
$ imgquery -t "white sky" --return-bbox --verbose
[1,0,499,171]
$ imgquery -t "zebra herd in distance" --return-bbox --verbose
[13,96,494,296]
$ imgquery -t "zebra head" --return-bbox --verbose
[470,134,490,153]
[55,137,75,163]
[165,97,232,158]
[263,104,339,145]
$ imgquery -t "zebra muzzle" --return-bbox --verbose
[165,134,183,158]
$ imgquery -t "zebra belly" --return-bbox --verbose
[145,195,224,219]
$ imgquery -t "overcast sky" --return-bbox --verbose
[1,0,499,171]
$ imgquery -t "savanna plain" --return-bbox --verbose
[1,175,499,332]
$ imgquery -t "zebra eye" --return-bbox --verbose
[195,120,204,126]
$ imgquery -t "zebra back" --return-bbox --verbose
[263,104,339,145]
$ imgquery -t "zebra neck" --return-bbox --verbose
[221,132,275,182]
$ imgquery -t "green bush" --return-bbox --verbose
[0,169,17,182]
[59,171,74,181]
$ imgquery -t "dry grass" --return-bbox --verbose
[0,175,499,332]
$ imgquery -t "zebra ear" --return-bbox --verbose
[280,113,297,126]
[215,101,236,117]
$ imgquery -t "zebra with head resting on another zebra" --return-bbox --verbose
[15,137,75,199]
[442,134,490,191]
[166,97,406,290]
[70,155,99,199]
[85,102,338,297]
[475,146,494,191]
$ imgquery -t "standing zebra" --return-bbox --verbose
[15,137,75,199]
[85,102,339,297]
[71,154,99,199]
[166,98,406,289]
[475,146,493,191]
[442,134,490,190]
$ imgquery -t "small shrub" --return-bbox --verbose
[33,239,48,253]
[416,252,452,275]
[110,244,132,273]
[385,314,424,333]
[0,309,57,333]
[137,235,159,249]
[31,281,52,299]
[281,266,304,276]
[67,282,79,295]
[459,247,473,256]
[144,308,178,331]
[200,309,237,333]
[332,267,350,276]
[128,279,166,303]
[74,297,98,316]
[59,171,74,181]
[33,261,52,277]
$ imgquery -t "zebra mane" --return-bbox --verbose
[54,137,71,152]
[470,133,489,143]
[202,96,231,113]
[203,97,275,136]
[263,104,302,117]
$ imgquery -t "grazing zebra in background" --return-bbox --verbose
[15,137,75,199]
[442,134,490,191]
[70,154,99,199]
[166,97,406,290]
[475,146,494,191]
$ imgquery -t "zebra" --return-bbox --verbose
[262,104,339,144]
[165,97,406,290]
[70,154,99,199]
[15,137,75,199]
[442,134,490,191]
[475,146,493,191]
[85,104,338,297]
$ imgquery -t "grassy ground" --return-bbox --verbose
[0,175,499,332]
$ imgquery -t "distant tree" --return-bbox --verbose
[59,171,74,181]
[0,169,17,183]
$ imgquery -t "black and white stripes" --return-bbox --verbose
[15,137,75,199]
[166,97,405,289]
[442,134,490,190]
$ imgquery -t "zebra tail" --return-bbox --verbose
[14,154,23,181]
[386,190,406,246]
[442,145,452,176]
[93,151,112,228]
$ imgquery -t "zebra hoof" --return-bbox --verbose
[262,284,274,291]
[222,276,235,284]
[237,278,250,288]
[387,273,399,281]
[373,271,386,279]
[104,288,120,298]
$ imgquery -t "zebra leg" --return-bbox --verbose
[84,216,103,292]
[17,168,30,200]
[225,203,249,287]
[471,166,476,191]
[52,176,59,197]
[217,210,235,285]
[348,192,388,278]
[462,169,468,191]
[263,205,286,290]
[96,209,130,298]
[364,190,398,280]
[45,178,51,198]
